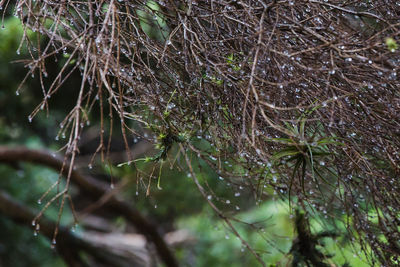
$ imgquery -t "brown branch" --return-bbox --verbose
[0,146,178,267]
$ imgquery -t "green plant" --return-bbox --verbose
[269,108,343,199]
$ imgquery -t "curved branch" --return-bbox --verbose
[0,146,178,267]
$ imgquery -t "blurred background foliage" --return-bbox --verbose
[0,10,372,267]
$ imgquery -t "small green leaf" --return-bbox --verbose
[269,137,294,145]
[272,148,300,160]
[385,37,398,52]
[158,133,166,140]
[317,137,343,146]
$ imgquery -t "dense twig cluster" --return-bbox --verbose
[3,0,400,265]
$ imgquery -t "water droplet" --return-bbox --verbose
[33,231,38,237]
[110,183,114,189]
[234,192,240,197]
[32,220,36,226]
[225,234,230,239]
[51,239,56,248]
[37,199,42,205]
[28,116,32,123]
[15,90,20,96]
[207,195,212,200]
[154,204,157,209]
[88,164,92,169]
[345,57,353,62]
[319,161,325,166]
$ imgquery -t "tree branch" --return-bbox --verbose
[0,146,178,267]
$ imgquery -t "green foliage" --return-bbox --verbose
[0,16,73,266]
[0,163,71,266]
[177,202,370,266]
